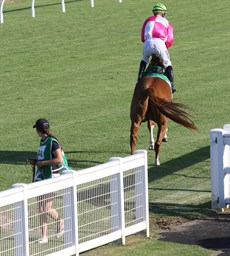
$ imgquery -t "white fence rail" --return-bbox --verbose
[0,0,123,24]
[0,150,149,256]
[210,124,230,209]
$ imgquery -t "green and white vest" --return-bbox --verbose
[34,137,71,182]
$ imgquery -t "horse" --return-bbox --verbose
[130,55,197,165]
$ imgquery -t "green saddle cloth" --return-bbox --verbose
[143,64,171,89]
[143,73,171,89]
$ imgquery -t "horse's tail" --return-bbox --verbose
[150,97,197,130]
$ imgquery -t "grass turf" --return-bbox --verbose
[0,0,229,255]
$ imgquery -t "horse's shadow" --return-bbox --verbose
[148,145,210,182]
[148,145,213,219]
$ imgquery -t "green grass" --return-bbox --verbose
[0,0,229,255]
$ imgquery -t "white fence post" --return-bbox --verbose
[223,125,230,204]
[63,170,79,255]
[62,0,66,13]
[12,183,30,256]
[210,129,224,208]
[210,125,230,209]
[109,157,125,244]
[135,150,149,237]
[223,125,230,170]
[31,0,65,18]
[90,0,122,8]
[224,124,230,133]
[31,0,35,17]
[90,0,94,7]
[0,0,5,24]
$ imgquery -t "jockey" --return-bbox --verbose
[137,3,176,93]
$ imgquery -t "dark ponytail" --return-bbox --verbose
[38,124,62,149]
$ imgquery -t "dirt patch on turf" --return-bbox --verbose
[158,215,230,256]
[151,216,188,231]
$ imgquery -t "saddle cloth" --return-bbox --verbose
[143,72,171,89]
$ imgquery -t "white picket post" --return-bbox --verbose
[12,184,30,256]
[210,129,224,208]
[62,0,65,13]
[210,125,230,209]
[62,170,79,255]
[0,0,5,24]
[90,0,94,8]
[32,0,65,17]
[90,0,121,7]
[135,150,149,237]
[223,125,230,203]
[109,157,125,244]
[31,0,35,17]
[223,125,230,169]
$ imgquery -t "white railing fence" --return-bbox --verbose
[210,124,230,209]
[0,150,149,256]
[0,0,123,24]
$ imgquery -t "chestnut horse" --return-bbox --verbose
[130,56,197,165]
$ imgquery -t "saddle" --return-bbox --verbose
[144,63,165,76]
[144,54,165,76]
[143,63,171,88]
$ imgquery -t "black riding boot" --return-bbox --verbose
[137,61,147,82]
[165,66,176,93]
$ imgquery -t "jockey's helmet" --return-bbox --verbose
[152,3,167,16]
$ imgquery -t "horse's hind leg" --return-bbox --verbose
[148,120,155,150]
[154,121,167,165]
[148,120,167,151]
[162,127,168,142]
[130,121,141,155]
[130,93,148,155]
[162,118,169,142]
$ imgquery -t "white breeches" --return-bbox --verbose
[141,38,172,68]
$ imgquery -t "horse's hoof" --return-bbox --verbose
[155,159,160,165]
[162,138,168,142]
[149,145,154,150]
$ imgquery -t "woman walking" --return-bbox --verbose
[29,118,72,244]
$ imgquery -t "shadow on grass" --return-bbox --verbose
[148,145,213,219]
[66,150,129,155]
[0,150,104,168]
[66,150,130,169]
[149,201,216,219]
[0,151,37,165]
[0,149,130,169]
[68,159,103,169]
[0,146,208,170]
[148,145,210,183]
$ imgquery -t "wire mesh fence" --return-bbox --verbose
[0,150,149,256]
